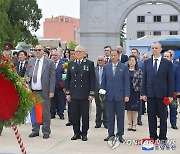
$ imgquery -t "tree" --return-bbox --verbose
[120,22,126,46]
[68,41,78,50]
[0,0,42,50]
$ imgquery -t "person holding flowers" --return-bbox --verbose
[141,42,174,142]
[163,51,178,129]
[51,49,66,120]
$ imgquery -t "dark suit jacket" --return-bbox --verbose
[141,57,174,98]
[66,58,95,99]
[120,54,128,63]
[95,66,103,98]
[175,65,180,92]
[15,61,28,77]
[101,62,130,102]
[55,59,65,89]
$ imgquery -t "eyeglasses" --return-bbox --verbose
[46,48,51,50]
[104,50,110,51]
[28,55,33,58]
[98,59,104,61]
[35,49,42,51]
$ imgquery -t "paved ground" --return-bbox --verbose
[0,102,179,154]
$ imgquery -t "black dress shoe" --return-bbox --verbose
[29,133,39,138]
[82,135,88,141]
[60,116,65,120]
[104,135,115,141]
[119,137,125,143]
[71,134,81,140]
[95,124,101,128]
[66,122,72,126]
[171,125,178,129]
[137,120,143,126]
[43,134,49,139]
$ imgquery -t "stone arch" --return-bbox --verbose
[116,0,180,33]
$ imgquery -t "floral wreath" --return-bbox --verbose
[0,55,39,127]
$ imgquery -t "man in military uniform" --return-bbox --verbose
[66,45,95,141]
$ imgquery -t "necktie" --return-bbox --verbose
[33,60,40,83]
[99,67,103,84]
[54,61,57,69]
[19,62,23,76]
[154,59,158,75]
[106,57,109,64]
[77,60,81,65]
[113,64,116,76]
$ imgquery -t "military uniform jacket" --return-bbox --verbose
[66,59,95,99]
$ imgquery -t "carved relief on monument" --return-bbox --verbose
[90,4,105,30]
[115,0,129,14]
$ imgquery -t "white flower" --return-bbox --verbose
[99,89,106,95]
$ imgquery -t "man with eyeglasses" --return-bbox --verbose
[95,56,107,129]
[26,44,56,139]
[66,45,95,141]
[163,51,178,130]
[142,53,149,62]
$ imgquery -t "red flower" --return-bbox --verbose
[2,56,8,61]
[173,92,177,99]
[163,97,170,106]
[1,63,6,68]
[11,64,15,69]
[59,81,64,88]
[22,83,28,89]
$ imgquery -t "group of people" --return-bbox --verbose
[0,42,180,145]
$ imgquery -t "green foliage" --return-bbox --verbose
[0,58,40,127]
[120,22,126,46]
[0,0,42,51]
[68,41,78,50]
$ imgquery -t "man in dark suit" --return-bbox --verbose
[164,51,178,130]
[104,46,111,64]
[95,56,107,129]
[141,42,174,142]
[51,49,66,120]
[66,45,95,141]
[116,45,128,63]
[15,50,28,77]
[26,44,56,139]
[101,49,130,142]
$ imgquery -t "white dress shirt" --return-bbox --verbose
[31,57,44,90]
[153,56,162,71]
[19,61,26,70]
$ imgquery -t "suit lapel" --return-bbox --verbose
[41,58,48,75]
[29,58,36,77]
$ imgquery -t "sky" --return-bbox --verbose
[35,0,80,37]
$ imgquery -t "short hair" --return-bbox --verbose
[154,42,162,48]
[131,48,139,53]
[75,45,86,52]
[44,49,50,56]
[18,50,27,57]
[110,49,120,55]
[104,45,112,50]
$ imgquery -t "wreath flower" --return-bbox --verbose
[0,56,40,127]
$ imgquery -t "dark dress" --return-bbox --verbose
[125,70,140,111]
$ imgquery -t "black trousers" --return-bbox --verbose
[71,98,89,136]
[147,97,167,140]
[67,101,72,123]
[95,96,107,126]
